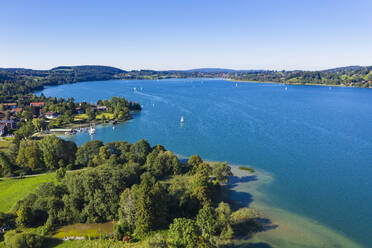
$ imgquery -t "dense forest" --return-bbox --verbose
[1,65,371,101]
[228,66,372,88]
[0,137,262,248]
[0,66,124,101]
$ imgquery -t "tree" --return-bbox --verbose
[38,135,74,170]
[75,140,103,167]
[215,202,234,239]
[15,206,34,227]
[130,139,152,165]
[4,231,45,248]
[87,109,96,121]
[212,162,232,183]
[191,163,214,206]
[0,151,15,177]
[188,155,203,173]
[16,140,44,169]
[56,167,66,181]
[118,187,138,235]
[15,122,34,139]
[134,173,156,236]
[169,218,200,248]
[92,146,111,166]
[145,150,181,179]
[119,172,169,237]
[196,204,217,239]
[0,212,15,229]
[21,110,33,122]
[32,118,45,132]
[151,182,169,229]
[63,165,138,223]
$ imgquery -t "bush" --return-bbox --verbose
[231,208,261,224]
[146,233,168,248]
[238,166,254,173]
[4,231,45,248]
[55,167,66,181]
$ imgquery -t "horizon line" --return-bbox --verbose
[1,64,371,72]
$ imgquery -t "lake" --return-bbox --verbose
[37,78,372,247]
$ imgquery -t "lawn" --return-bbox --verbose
[0,140,11,153]
[54,222,114,239]
[44,239,140,248]
[95,113,114,120]
[74,113,88,121]
[0,173,56,212]
[73,113,114,121]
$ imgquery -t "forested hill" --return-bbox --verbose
[0,65,126,101]
[1,65,371,100]
[229,66,372,88]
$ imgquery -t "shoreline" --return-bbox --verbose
[49,116,133,135]
[226,78,370,88]
[174,155,364,247]
[227,165,364,248]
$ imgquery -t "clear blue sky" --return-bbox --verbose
[1,0,371,70]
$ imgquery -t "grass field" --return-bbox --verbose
[0,140,11,153]
[0,173,56,212]
[54,222,114,239]
[74,113,114,121]
[95,113,114,120]
[74,113,88,121]
[45,239,142,248]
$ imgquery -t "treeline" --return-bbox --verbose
[1,65,371,100]
[0,137,262,247]
[228,66,372,87]
[0,135,77,177]
[0,66,124,101]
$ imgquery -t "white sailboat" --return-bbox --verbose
[180,116,184,123]
[88,124,96,135]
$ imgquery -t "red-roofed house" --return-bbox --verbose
[30,102,45,107]
[3,103,17,109]
[10,108,23,114]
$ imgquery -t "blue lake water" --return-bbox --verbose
[37,78,372,247]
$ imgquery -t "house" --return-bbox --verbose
[75,107,85,114]
[0,120,16,130]
[3,103,17,109]
[0,125,7,136]
[97,106,107,111]
[30,102,45,108]
[45,111,59,119]
[10,108,23,114]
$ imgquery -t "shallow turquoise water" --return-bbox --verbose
[37,78,372,247]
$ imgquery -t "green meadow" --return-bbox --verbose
[0,173,56,212]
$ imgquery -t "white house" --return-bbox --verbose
[45,111,59,119]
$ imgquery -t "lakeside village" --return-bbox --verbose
[0,95,141,138]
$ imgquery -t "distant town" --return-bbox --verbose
[0,95,141,137]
